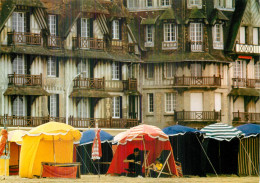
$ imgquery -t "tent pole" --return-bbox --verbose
[83,145,99,173]
[219,141,221,174]
[75,147,90,173]
[53,136,56,163]
[142,137,147,177]
[195,136,218,177]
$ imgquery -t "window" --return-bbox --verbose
[255,61,260,79]
[191,63,202,77]
[146,25,153,43]
[12,12,26,32]
[77,98,89,118]
[190,23,203,51]
[213,24,223,49]
[13,55,27,74]
[47,57,57,77]
[112,97,120,118]
[148,93,154,113]
[164,23,177,42]
[49,94,59,117]
[253,28,259,45]
[146,0,153,7]
[147,64,154,79]
[112,20,119,40]
[128,64,135,78]
[12,96,26,116]
[161,0,170,6]
[128,0,139,8]
[214,63,220,77]
[188,0,202,8]
[81,18,90,38]
[165,63,176,78]
[233,60,243,78]
[112,61,120,80]
[240,27,246,44]
[77,60,88,77]
[215,0,233,9]
[48,15,56,36]
[165,93,176,113]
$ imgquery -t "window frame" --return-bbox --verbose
[12,96,26,116]
[161,0,171,6]
[164,23,177,42]
[48,15,56,36]
[77,98,89,118]
[213,24,224,49]
[165,63,176,78]
[12,12,26,32]
[255,61,260,79]
[188,0,202,9]
[146,25,154,43]
[50,94,58,117]
[147,64,154,79]
[148,93,154,113]
[215,0,234,10]
[146,0,153,7]
[112,61,120,80]
[112,20,120,40]
[47,57,57,77]
[112,97,120,118]
[165,93,176,113]
[13,55,27,74]
[233,60,243,78]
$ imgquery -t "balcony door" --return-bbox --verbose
[129,96,138,119]
[13,55,27,85]
[190,93,203,120]
[81,18,90,48]
[12,96,27,126]
[190,23,203,51]
[77,59,89,78]
[77,98,90,127]
[191,63,202,85]
[233,60,245,87]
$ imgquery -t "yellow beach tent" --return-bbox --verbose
[19,122,81,178]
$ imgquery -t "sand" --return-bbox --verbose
[0,175,259,183]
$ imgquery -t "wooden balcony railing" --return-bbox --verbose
[8,73,42,86]
[48,36,63,48]
[236,43,260,54]
[72,37,105,50]
[175,110,221,121]
[174,75,221,87]
[123,78,137,91]
[105,80,124,91]
[111,39,123,50]
[232,78,260,88]
[233,111,260,123]
[73,77,105,90]
[190,41,204,52]
[0,115,65,127]
[68,117,139,128]
[8,32,42,45]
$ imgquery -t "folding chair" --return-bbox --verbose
[147,150,173,178]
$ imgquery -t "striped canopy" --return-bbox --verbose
[201,123,244,141]
[114,124,169,145]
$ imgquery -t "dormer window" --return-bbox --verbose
[12,12,26,32]
[190,23,203,52]
[213,24,223,49]
[128,0,139,8]
[161,0,170,6]
[145,25,154,47]
[215,0,234,10]
[188,0,202,9]
[81,18,90,38]
[48,15,57,36]
[146,0,153,7]
[112,20,120,40]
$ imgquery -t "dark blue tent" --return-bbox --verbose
[237,124,260,138]
[163,125,204,176]
[77,130,114,174]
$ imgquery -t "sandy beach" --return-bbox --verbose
[0,175,259,183]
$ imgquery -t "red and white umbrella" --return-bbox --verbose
[115,124,169,145]
[91,128,102,160]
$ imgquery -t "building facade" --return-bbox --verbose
[0,0,258,130]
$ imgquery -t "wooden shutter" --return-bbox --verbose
[119,62,122,80]
[163,63,167,79]
[56,58,59,77]
[56,94,59,117]
[26,12,30,32]
[56,15,59,36]
[77,18,81,37]
[48,96,50,115]
[89,18,93,38]
[144,64,147,78]
[119,19,122,40]
[119,96,122,118]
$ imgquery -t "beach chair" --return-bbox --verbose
[148,150,173,178]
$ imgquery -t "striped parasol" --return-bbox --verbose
[115,124,169,145]
[201,123,244,141]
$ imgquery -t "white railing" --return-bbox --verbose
[162,41,178,50]
[236,44,260,54]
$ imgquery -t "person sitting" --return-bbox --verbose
[148,158,163,177]
[123,148,143,177]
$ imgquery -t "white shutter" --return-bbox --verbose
[215,93,221,111]
[190,93,203,111]
[253,28,258,45]
[240,27,245,44]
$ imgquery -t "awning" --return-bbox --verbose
[70,89,112,98]
[229,88,260,97]
[4,86,50,96]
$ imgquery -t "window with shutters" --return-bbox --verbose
[112,20,120,40]
[190,23,203,51]
[112,61,120,80]
[213,24,223,49]
[112,97,120,118]
[77,60,88,78]
[13,55,27,74]
[48,15,56,36]
[215,0,234,10]
[77,98,89,118]
[165,93,176,113]
[12,96,26,116]
[49,94,58,117]
[47,57,57,77]
[147,64,154,79]
[148,93,154,113]
[165,63,175,78]
[145,25,154,47]
[233,60,243,78]
[191,63,202,77]
[12,12,26,32]
[188,0,202,8]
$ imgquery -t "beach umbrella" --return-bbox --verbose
[8,130,27,145]
[201,123,244,141]
[163,125,202,136]
[80,130,113,145]
[237,124,260,138]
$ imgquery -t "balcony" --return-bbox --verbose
[174,75,221,87]
[73,77,105,90]
[175,110,221,122]
[69,117,139,128]
[190,41,204,52]
[232,78,260,88]
[8,32,42,45]
[235,43,260,54]
[72,37,105,50]
[8,73,42,86]
[111,39,123,50]
[48,36,63,48]
[162,41,178,50]
[233,112,260,123]
[123,78,137,91]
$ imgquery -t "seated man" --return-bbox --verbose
[123,148,142,177]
